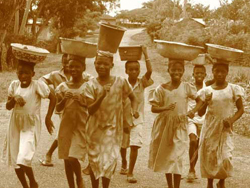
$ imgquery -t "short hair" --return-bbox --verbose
[212,63,229,72]
[17,60,35,72]
[193,65,206,72]
[125,61,140,70]
[168,59,185,69]
[95,55,113,64]
[68,55,86,65]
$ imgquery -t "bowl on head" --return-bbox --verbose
[206,43,244,62]
[154,40,205,61]
[11,43,50,63]
[60,37,97,58]
[119,45,142,61]
[98,23,126,53]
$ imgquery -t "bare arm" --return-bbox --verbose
[46,92,56,119]
[142,46,152,80]
[87,91,106,115]
[45,92,56,134]
[231,97,244,124]
[128,92,138,117]
[187,97,204,118]
[151,103,176,113]
[56,91,73,112]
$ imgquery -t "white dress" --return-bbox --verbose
[148,82,197,174]
[199,83,244,179]
[2,80,50,167]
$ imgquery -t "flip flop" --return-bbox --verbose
[186,172,196,182]
[127,176,137,183]
[39,159,54,167]
[120,168,128,175]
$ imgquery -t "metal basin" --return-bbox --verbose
[60,37,97,58]
[154,40,204,61]
[206,43,244,62]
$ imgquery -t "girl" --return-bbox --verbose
[84,51,139,188]
[56,55,89,188]
[148,59,201,188]
[198,62,244,188]
[2,60,56,188]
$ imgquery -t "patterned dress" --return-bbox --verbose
[199,83,244,179]
[2,80,50,167]
[84,77,132,179]
[56,82,88,160]
[148,82,197,174]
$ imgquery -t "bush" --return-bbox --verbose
[158,18,208,46]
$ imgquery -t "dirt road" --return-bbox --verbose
[1,28,250,188]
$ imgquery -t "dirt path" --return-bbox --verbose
[1,29,250,188]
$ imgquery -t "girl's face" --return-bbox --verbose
[69,60,85,79]
[16,65,35,88]
[94,56,113,77]
[212,64,228,84]
[168,63,184,82]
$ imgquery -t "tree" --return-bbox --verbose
[186,3,211,19]
[28,0,119,40]
[212,0,249,21]
[0,0,26,46]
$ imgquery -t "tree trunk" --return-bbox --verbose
[19,0,32,35]
[14,10,20,34]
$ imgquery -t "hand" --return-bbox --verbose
[205,92,213,102]
[45,116,54,135]
[141,45,148,58]
[14,95,26,107]
[64,91,73,99]
[102,84,111,97]
[166,102,176,111]
[123,127,130,134]
[187,110,195,119]
[103,84,111,92]
[133,111,139,119]
[72,93,81,102]
[223,118,233,129]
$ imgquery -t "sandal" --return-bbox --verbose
[39,159,53,167]
[187,172,196,182]
[120,168,128,175]
[127,176,137,183]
